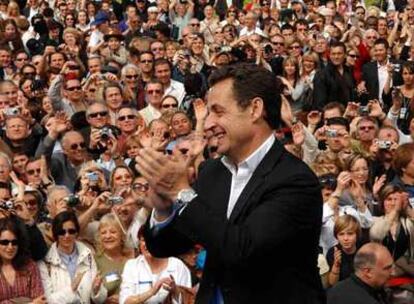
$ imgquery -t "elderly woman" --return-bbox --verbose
[0,216,45,303]
[95,214,134,304]
[38,211,107,304]
[120,230,192,304]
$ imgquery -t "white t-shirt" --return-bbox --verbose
[120,255,192,304]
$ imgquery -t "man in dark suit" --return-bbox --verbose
[361,38,403,108]
[136,64,325,304]
[328,243,393,304]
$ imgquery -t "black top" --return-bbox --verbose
[383,225,409,261]
[326,245,356,282]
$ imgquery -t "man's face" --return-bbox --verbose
[329,46,345,66]
[139,54,154,73]
[313,38,327,54]
[154,63,171,85]
[88,58,102,74]
[146,83,163,107]
[326,124,348,152]
[105,87,123,111]
[364,32,378,48]
[323,108,342,122]
[0,94,9,110]
[1,83,18,106]
[12,154,28,175]
[25,159,42,184]
[356,8,365,20]
[281,29,294,41]
[64,79,83,102]
[244,13,256,28]
[204,78,257,161]
[117,108,137,133]
[0,50,11,67]
[374,43,388,63]
[86,104,109,128]
[271,36,285,55]
[151,42,165,60]
[50,53,65,69]
[14,53,29,69]
[369,249,394,288]
[358,120,377,142]
[171,113,191,137]
[6,117,29,141]
[62,133,87,164]
[116,196,138,226]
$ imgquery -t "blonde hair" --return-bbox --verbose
[96,213,129,255]
[334,214,361,238]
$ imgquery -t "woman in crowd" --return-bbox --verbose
[160,95,179,114]
[120,230,192,304]
[326,215,362,287]
[370,185,414,262]
[279,56,300,102]
[110,165,134,192]
[95,213,134,304]
[38,211,107,304]
[0,216,45,303]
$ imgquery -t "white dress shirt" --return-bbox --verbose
[164,79,186,105]
[221,134,275,218]
[377,60,391,103]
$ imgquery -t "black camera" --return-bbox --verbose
[64,195,80,208]
[264,44,273,55]
[0,200,14,211]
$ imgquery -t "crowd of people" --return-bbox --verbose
[0,0,413,302]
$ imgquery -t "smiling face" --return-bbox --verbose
[112,167,133,190]
[57,220,77,252]
[350,158,369,185]
[0,230,18,262]
[99,223,122,252]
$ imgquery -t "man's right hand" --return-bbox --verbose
[45,112,69,140]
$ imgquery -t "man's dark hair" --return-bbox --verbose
[139,51,154,60]
[208,63,281,129]
[374,37,389,50]
[329,40,346,53]
[281,23,294,32]
[326,117,350,132]
[103,82,122,99]
[154,58,171,70]
[323,102,345,116]
[52,211,80,241]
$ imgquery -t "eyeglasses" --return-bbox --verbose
[190,23,200,27]
[272,41,284,46]
[162,103,177,108]
[348,54,359,59]
[0,239,18,246]
[57,228,77,236]
[359,126,375,131]
[118,115,136,121]
[88,88,97,93]
[70,142,86,150]
[125,74,139,79]
[147,89,162,95]
[88,111,108,118]
[132,182,149,192]
[27,168,41,175]
[366,36,377,39]
[140,60,153,64]
[66,86,82,91]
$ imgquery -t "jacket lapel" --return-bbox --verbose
[228,140,284,223]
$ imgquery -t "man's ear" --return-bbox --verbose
[249,97,265,122]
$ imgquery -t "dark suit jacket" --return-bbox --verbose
[362,60,404,108]
[144,140,325,304]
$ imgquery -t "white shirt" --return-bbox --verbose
[88,29,104,49]
[164,80,186,106]
[239,26,266,38]
[120,255,191,304]
[377,60,391,103]
[139,104,162,126]
[221,134,275,218]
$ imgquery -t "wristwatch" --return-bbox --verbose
[175,188,197,209]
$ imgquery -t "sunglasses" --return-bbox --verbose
[23,72,36,77]
[190,23,200,27]
[141,60,153,63]
[147,89,162,95]
[88,88,97,93]
[66,86,82,91]
[0,239,18,246]
[132,183,149,191]
[359,126,375,131]
[118,115,136,121]
[162,103,177,109]
[125,74,139,79]
[57,228,77,236]
[27,168,41,175]
[88,111,108,118]
[348,54,359,59]
[272,41,284,46]
[26,200,38,207]
[70,142,86,150]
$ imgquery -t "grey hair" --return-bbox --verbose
[46,185,70,205]
[121,64,140,78]
[0,152,11,168]
[85,101,108,117]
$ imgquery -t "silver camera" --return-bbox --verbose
[378,140,392,150]
[108,196,123,205]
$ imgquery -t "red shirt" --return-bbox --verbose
[0,260,44,302]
